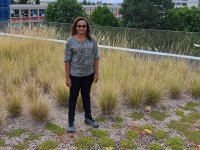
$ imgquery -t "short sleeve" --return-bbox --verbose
[93,39,100,60]
[64,41,72,62]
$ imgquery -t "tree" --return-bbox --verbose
[162,7,200,32]
[19,0,28,4]
[90,6,119,27]
[120,0,174,29]
[82,0,87,5]
[45,0,86,23]
[35,0,40,4]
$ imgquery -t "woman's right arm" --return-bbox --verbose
[64,40,72,87]
[65,62,71,88]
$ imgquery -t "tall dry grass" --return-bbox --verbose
[0,28,198,117]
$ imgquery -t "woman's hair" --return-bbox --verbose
[72,17,92,40]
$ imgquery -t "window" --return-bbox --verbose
[39,9,45,16]
[11,9,19,18]
[31,9,38,17]
[182,2,187,6]
[21,9,29,17]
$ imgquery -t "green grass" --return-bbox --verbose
[186,131,200,143]
[150,111,166,121]
[90,129,109,138]
[38,140,59,150]
[180,112,200,124]
[99,137,114,148]
[184,101,199,111]
[25,133,40,141]
[112,124,123,129]
[130,112,144,120]
[139,124,155,131]
[175,110,185,117]
[6,128,26,137]
[0,139,6,147]
[114,116,124,123]
[45,122,65,136]
[15,143,29,150]
[119,140,136,149]
[167,120,189,133]
[147,143,163,150]
[153,130,168,140]
[73,136,95,149]
[166,137,184,150]
[125,130,138,140]
[95,116,107,122]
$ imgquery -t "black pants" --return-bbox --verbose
[68,73,94,124]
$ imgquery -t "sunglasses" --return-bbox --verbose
[76,25,87,28]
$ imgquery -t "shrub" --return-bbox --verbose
[6,94,23,117]
[24,81,39,100]
[27,98,50,121]
[190,74,200,98]
[52,81,69,107]
[0,111,6,127]
[97,81,120,115]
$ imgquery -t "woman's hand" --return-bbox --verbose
[93,73,98,83]
[66,77,71,88]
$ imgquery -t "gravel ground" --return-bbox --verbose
[0,93,199,150]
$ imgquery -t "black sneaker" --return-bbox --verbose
[85,118,99,128]
[67,122,75,132]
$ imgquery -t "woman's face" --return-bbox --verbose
[76,20,87,36]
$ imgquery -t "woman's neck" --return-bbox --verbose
[76,33,86,39]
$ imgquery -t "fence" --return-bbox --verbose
[1,21,200,57]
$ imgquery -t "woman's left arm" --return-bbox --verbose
[93,38,100,83]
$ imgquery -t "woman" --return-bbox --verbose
[64,17,100,132]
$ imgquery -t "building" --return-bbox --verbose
[0,0,10,21]
[173,0,200,7]
[10,4,122,25]
[10,4,46,25]
[83,5,122,19]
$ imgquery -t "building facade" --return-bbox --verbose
[173,0,200,7]
[0,0,10,21]
[10,4,122,25]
